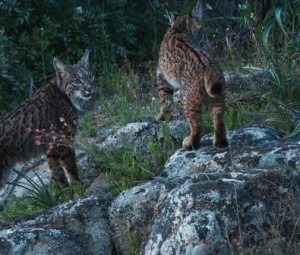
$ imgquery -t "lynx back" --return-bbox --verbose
[156,0,228,149]
[0,50,94,187]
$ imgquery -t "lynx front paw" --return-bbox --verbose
[182,136,200,150]
[156,114,164,121]
[213,138,229,148]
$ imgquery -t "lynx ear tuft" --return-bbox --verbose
[77,49,90,68]
[165,9,176,24]
[191,0,204,22]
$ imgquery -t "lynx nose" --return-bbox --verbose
[83,85,94,98]
[84,88,94,97]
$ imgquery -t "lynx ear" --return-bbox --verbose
[165,9,176,24]
[77,49,90,68]
[191,0,204,22]
[53,57,68,74]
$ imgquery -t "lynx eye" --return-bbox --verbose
[71,78,82,87]
[88,75,95,81]
[74,78,81,84]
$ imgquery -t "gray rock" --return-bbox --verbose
[163,126,299,178]
[0,195,112,255]
[76,148,99,180]
[224,69,269,90]
[109,179,176,254]
[99,122,160,151]
[144,181,231,255]
[98,120,187,154]
[143,171,300,255]
[85,173,113,196]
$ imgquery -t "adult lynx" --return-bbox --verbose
[0,50,94,187]
[156,1,228,149]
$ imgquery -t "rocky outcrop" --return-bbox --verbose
[140,171,300,255]
[110,171,300,255]
[1,121,300,255]
[109,124,300,255]
[0,196,112,255]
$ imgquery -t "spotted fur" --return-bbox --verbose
[0,50,94,187]
[156,1,228,149]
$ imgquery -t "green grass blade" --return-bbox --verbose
[263,20,274,47]
[285,122,300,139]
[275,7,289,39]
[11,169,44,192]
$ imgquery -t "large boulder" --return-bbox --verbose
[111,171,300,255]
[142,171,300,255]
[0,195,112,255]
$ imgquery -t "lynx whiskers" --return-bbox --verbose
[156,0,228,149]
[0,50,94,187]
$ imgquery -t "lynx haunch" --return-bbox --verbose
[156,0,228,149]
[0,50,94,187]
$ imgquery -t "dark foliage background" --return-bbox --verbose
[0,0,166,112]
[0,0,299,113]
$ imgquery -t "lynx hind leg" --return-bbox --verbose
[47,154,69,186]
[156,73,174,121]
[47,146,79,186]
[182,91,202,149]
[59,147,80,184]
[211,98,228,147]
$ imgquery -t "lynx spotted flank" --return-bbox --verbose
[0,50,94,187]
[156,0,228,149]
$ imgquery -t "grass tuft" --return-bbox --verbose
[0,169,85,222]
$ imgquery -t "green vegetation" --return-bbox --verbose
[80,121,179,194]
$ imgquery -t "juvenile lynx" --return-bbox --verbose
[0,50,94,187]
[156,0,228,149]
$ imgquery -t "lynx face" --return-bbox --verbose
[156,0,228,149]
[54,52,94,111]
